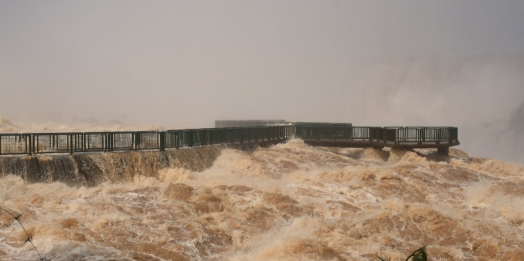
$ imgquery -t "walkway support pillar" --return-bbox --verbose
[437,147,449,156]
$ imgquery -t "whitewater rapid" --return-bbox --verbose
[1,139,523,260]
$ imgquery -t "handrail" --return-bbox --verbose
[0,125,458,156]
[0,125,294,156]
[293,125,459,145]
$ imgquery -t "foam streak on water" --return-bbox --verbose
[1,139,524,260]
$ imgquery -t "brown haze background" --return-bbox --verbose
[2,2,524,260]
[1,0,524,162]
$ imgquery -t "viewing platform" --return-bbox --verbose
[0,123,459,156]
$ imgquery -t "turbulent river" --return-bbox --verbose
[1,139,524,260]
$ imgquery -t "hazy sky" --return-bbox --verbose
[1,1,524,160]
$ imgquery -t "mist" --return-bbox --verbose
[1,0,524,163]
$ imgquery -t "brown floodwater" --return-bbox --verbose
[1,139,523,260]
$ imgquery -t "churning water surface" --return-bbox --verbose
[1,139,524,260]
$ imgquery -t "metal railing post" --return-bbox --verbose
[29,134,33,155]
[160,132,165,151]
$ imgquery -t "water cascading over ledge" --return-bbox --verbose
[0,146,223,186]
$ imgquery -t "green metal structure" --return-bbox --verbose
[0,124,458,156]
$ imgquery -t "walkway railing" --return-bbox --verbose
[0,126,294,155]
[294,125,458,145]
[0,124,458,156]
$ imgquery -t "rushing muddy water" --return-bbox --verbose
[1,139,524,260]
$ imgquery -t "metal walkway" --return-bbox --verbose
[0,124,459,156]
[296,125,459,155]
